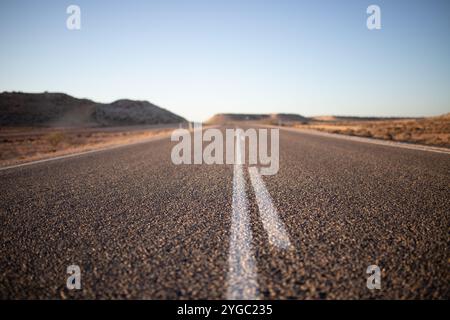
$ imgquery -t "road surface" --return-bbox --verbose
[0,126,448,299]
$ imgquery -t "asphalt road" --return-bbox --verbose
[0,126,448,299]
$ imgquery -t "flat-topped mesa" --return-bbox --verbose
[206,113,308,125]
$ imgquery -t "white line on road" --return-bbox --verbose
[0,125,221,172]
[248,167,292,250]
[0,134,171,172]
[226,132,259,300]
[278,126,450,155]
[255,124,450,155]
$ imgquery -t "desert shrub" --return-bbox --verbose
[384,133,394,140]
[400,132,412,140]
[343,129,355,136]
[357,129,372,138]
[46,132,66,147]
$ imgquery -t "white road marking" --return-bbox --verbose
[226,132,259,300]
[0,125,221,172]
[248,166,292,250]
[260,125,450,155]
[0,134,170,172]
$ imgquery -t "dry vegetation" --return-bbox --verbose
[0,127,173,167]
[295,115,450,148]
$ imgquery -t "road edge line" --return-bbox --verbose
[260,125,450,155]
[0,133,172,172]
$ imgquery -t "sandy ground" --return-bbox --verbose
[293,117,450,149]
[0,125,177,167]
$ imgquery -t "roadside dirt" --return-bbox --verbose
[0,126,174,167]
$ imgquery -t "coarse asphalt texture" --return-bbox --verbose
[0,126,449,299]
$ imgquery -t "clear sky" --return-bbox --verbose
[1,0,449,121]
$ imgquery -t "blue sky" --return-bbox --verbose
[0,0,449,121]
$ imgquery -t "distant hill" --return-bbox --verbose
[94,99,185,126]
[207,113,308,125]
[0,92,186,127]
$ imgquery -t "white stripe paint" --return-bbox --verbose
[248,166,292,250]
[274,126,450,155]
[0,125,221,172]
[226,132,259,300]
[0,134,171,172]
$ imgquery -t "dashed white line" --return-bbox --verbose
[226,132,259,300]
[248,166,292,250]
